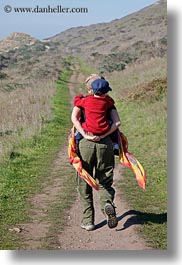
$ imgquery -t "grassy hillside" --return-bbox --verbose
[0,32,37,53]
[48,1,166,53]
[108,58,167,249]
[0,1,166,74]
[47,0,166,74]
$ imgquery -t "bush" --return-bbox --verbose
[0,71,7,79]
[103,62,126,72]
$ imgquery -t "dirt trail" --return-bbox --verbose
[19,69,152,250]
[19,146,70,249]
[57,69,152,250]
[57,164,151,250]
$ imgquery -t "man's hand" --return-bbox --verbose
[84,132,100,142]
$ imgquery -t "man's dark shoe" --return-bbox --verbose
[104,203,118,229]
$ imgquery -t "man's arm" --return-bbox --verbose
[71,106,98,141]
[100,109,121,139]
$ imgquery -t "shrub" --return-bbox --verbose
[0,71,7,79]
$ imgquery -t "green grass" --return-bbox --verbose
[76,57,97,75]
[70,57,98,95]
[115,80,167,249]
[0,67,74,249]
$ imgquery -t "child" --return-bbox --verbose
[73,78,120,154]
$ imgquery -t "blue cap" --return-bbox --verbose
[91,79,112,95]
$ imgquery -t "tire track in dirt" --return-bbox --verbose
[19,146,74,250]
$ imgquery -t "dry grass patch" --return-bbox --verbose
[0,79,56,161]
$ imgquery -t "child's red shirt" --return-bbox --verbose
[74,94,115,134]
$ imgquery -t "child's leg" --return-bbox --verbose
[110,130,118,143]
[74,128,83,145]
[110,129,119,156]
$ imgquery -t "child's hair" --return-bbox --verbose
[85,74,105,89]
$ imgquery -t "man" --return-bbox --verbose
[71,74,121,231]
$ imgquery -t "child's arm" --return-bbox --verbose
[71,106,98,141]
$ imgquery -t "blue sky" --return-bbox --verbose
[0,0,159,40]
